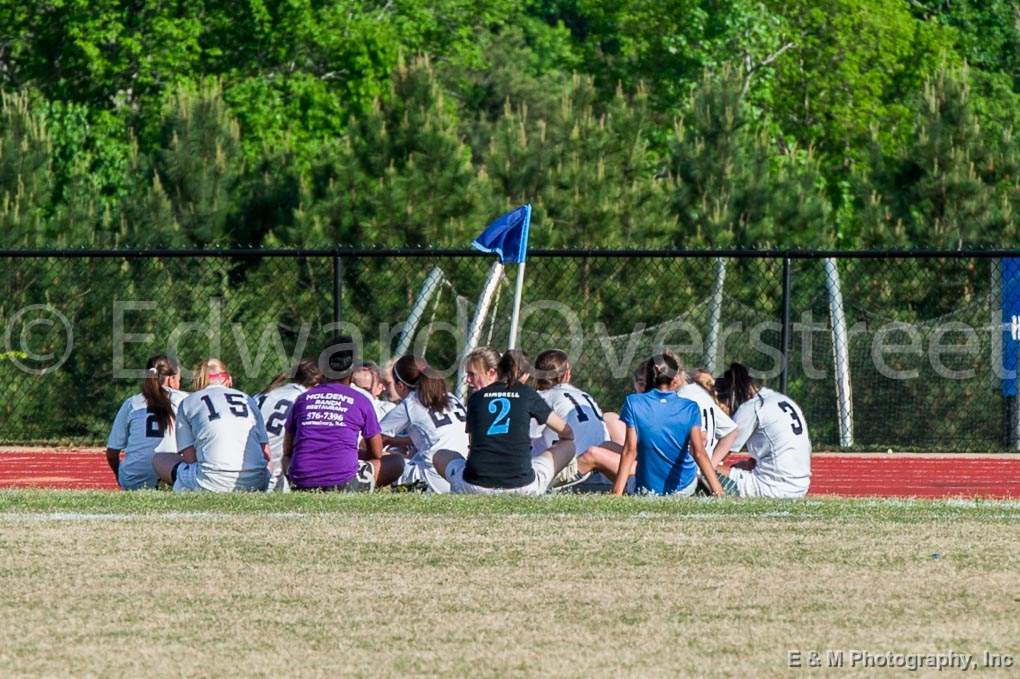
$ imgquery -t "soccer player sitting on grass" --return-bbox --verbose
[351,360,396,420]
[530,349,611,490]
[712,362,812,498]
[379,354,469,493]
[434,350,575,496]
[611,353,725,496]
[152,358,271,492]
[281,336,404,492]
[255,360,323,492]
[106,354,187,490]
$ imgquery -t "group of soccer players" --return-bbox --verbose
[105,336,812,497]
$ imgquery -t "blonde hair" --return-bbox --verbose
[464,347,500,374]
[691,368,724,408]
[192,357,230,391]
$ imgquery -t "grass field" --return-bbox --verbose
[1,492,1018,677]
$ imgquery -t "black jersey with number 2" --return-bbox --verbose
[464,381,553,489]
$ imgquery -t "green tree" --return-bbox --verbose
[765,0,954,163]
[667,69,831,248]
[857,66,1019,249]
[277,56,483,249]
[0,91,56,247]
[483,75,673,247]
[151,81,245,246]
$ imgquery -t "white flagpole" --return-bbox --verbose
[507,261,526,349]
[507,204,531,350]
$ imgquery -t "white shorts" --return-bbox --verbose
[173,463,270,493]
[397,456,451,494]
[726,467,808,498]
[446,456,555,496]
[727,467,761,497]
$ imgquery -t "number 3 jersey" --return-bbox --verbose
[256,382,308,489]
[175,385,270,491]
[532,384,608,457]
[106,388,188,489]
[379,391,469,462]
[731,387,812,497]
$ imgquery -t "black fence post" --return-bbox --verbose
[779,256,792,395]
[332,250,343,330]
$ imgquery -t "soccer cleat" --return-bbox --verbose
[551,467,593,492]
[354,460,377,492]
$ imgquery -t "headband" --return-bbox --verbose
[392,366,418,388]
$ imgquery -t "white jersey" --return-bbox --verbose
[351,384,396,422]
[106,388,187,490]
[256,382,307,491]
[379,391,468,492]
[676,384,737,457]
[533,384,608,457]
[731,387,811,497]
[175,385,270,492]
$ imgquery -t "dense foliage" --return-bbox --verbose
[3,0,1020,249]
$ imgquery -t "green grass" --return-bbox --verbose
[1,492,1018,677]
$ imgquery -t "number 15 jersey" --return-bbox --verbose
[731,387,811,497]
[176,384,269,491]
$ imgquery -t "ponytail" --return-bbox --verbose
[497,350,531,387]
[642,352,682,390]
[192,357,230,391]
[722,362,757,410]
[262,359,323,393]
[534,349,570,390]
[142,354,178,433]
[393,354,449,413]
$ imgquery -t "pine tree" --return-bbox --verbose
[482,76,673,248]
[859,65,1018,249]
[0,91,56,247]
[151,80,245,246]
[666,67,830,249]
[282,55,484,248]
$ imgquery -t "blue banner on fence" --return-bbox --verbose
[1002,258,1020,396]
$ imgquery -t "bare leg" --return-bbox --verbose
[152,453,183,485]
[577,442,634,481]
[536,439,577,478]
[432,449,465,481]
[368,453,405,487]
[603,412,625,446]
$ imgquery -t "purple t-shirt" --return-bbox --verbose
[285,383,381,489]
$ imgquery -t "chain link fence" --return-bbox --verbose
[1,249,1017,451]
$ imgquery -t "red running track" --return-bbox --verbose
[0,450,1019,498]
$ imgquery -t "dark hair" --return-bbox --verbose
[142,354,179,433]
[534,349,570,390]
[642,352,681,390]
[497,349,531,387]
[392,355,449,413]
[719,362,757,411]
[262,359,323,393]
[319,335,356,380]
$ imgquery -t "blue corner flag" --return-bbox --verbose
[472,204,532,264]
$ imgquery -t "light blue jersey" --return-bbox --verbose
[106,389,187,489]
[619,389,701,495]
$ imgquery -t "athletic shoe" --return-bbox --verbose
[551,457,592,491]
